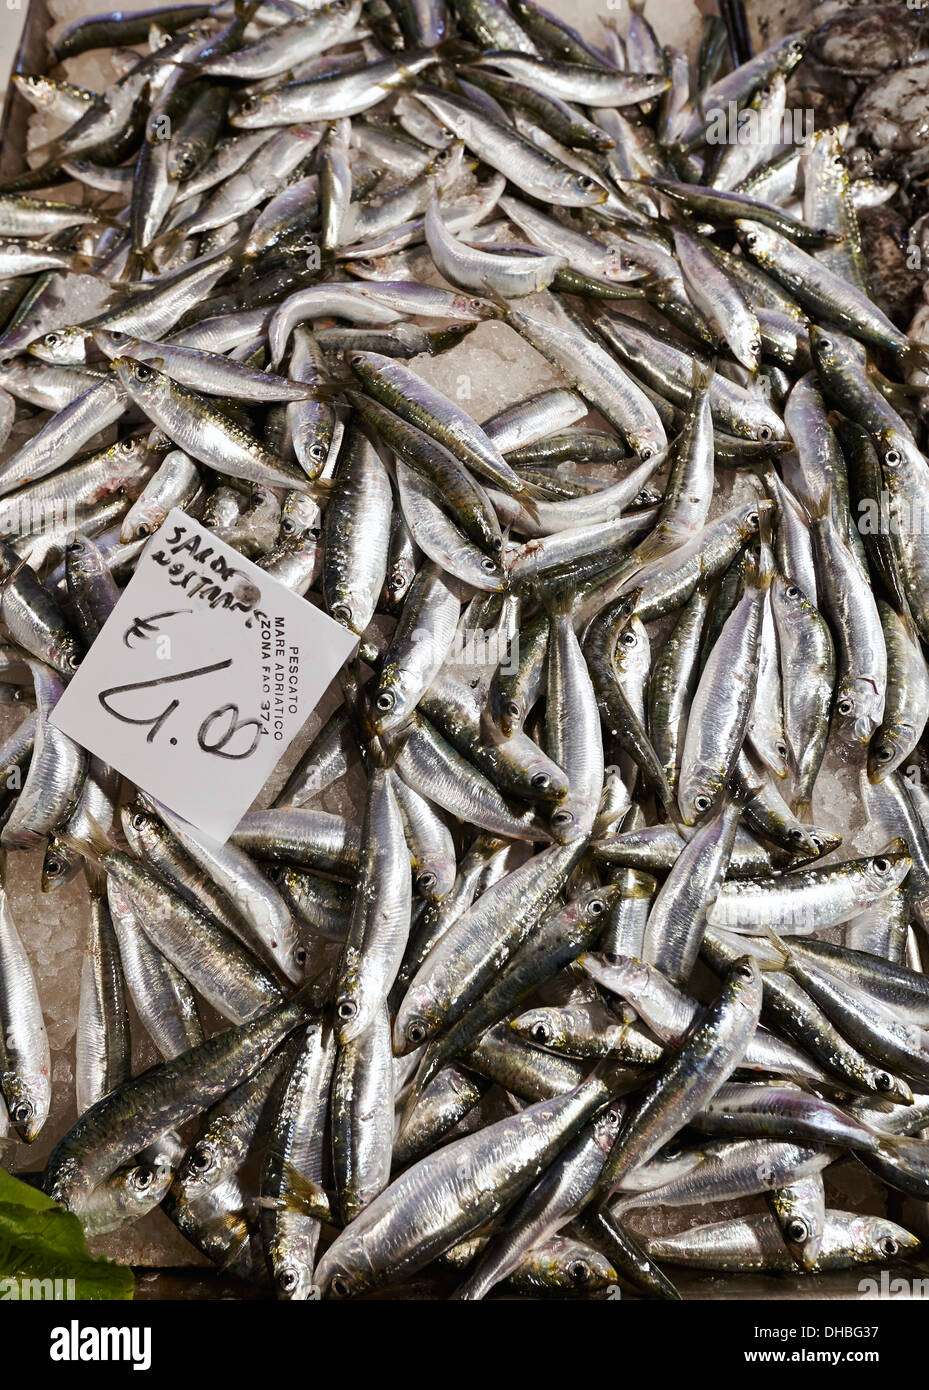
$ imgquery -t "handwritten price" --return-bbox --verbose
[99,658,265,760]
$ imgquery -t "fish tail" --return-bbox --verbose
[761,924,792,970]
[56,812,112,866]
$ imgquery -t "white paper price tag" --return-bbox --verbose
[51,509,357,842]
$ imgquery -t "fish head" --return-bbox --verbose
[510,1006,565,1051]
[549,793,593,844]
[119,803,162,857]
[489,682,526,740]
[92,327,139,360]
[167,141,199,183]
[177,1124,235,1199]
[270,1231,321,1301]
[518,1237,617,1294]
[3,1071,50,1143]
[876,425,923,478]
[725,954,764,1021]
[41,835,79,892]
[370,665,418,735]
[115,1159,174,1218]
[833,674,886,745]
[412,848,456,903]
[612,612,650,684]
[27,326,87,365]
[392,979,440,1055]
[313,1236,374,1300]
[861,839,912,895]
[677,769,721,827]
[868,723,908,782]
[111,354,171,407]
[556,167,608,207]
[854,1213,920,1265]
[781,1208,824,1272]
[580,951,650,1008]
[229,91,274,128]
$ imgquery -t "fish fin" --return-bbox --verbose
[84,863,108,897]
[477,278,511,321]
[901,341,929,375]
[269,1163,332,1222]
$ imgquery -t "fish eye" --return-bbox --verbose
[758,426,772,441]
[744,232,757,248]
[588,897,606,917]
[640,445,653,460]
[747,511,759,528]
[375,690,395,713]
[278,1266,300,1292]
[190,1143,215,1173]
[12,1100,33,1124]
[134,523,151,538]
[576,174,596,191]
[693,794,711,813]
[44,333,59,348]
[45,856,63,877]
[130,811,147,829]
[818,336,833,351]
[879,1236,899,1258]
[406,1017,428,1045]
[480,556,497,572]
[310,442,327,460]
[0,356,14,368]
[118,437,134,453]
[786,1218,809,1243]
[134,363,153,381]
[330,1274,354,1298]
[281,518,297,535]
[330,602,352,625]
[240,97,260,114]
[884,449,901,468]
[875,1072,893,1091]
[874,856,891,873]
[785,584,800,598]
[417,870,437,892]
[775,740,787,757]
[337,999,357,1022]
[67,651,82,670]
[620,630,637,646]
[530,771,550,790]
[837,697,854,716]
[110,330,127,342]
[734,962,754,979]
[349,354,365,368]
[293,944,307,968]
[133,1166,155,1192]
[789,828,807,842]
[567,1260,591,1284]
[529,1020,551,1044]
[506,700,521,719]
[551,809,574,827]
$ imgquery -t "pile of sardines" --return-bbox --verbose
[2,0,929,1299]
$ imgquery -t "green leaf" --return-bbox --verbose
[0,1167,134,1301]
